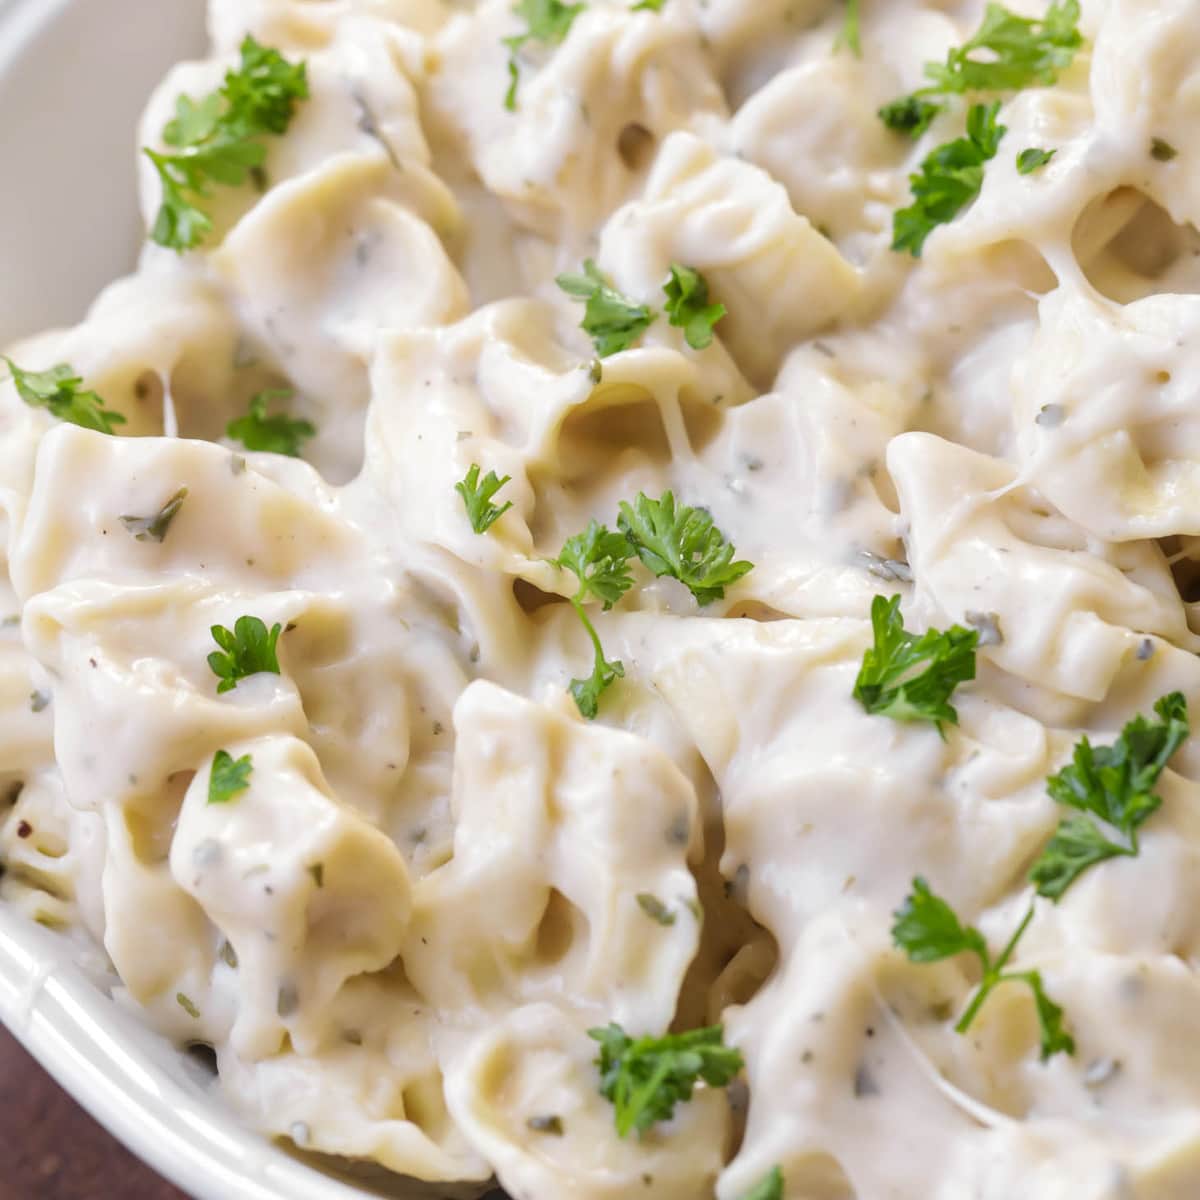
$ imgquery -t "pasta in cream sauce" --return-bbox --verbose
[5,1,1200,1197]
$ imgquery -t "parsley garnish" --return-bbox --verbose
[878,95,943,138]
[176,993,201,1019]
[618,491,752,605]
[208,749,253,804]
[743,1167,784,1200]
[455,464,513,534]
[924,1,1081,95]
[892,878,1074,1059]
[145,37,308,252]
[662,264,726,350]
[208,616,282,693]
[554,521,634,718]
[5,359,126,435]
[556,260,655,357]
[853,594,977,731]
[881,0,1082,139]
[588,1023,743,1137]
[1030,693,1187,899]
[1017,146,1056,174]
[226,389,315,457]
[895,694,1188,1057]
[632,0,666,9]
[120,487,188,543]
[503,0,585,111]
[835,0,861,56]
[892,101,1006,256]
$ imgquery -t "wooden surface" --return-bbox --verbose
[0,1024,187,1200]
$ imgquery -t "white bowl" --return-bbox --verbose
[0,4,454,1196]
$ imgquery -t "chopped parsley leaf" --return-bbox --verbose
[145,36,308,251]
[1016,146,1056,174]
[852,594,978,731]
[618,490,752,605]
[892,878,1073,1060]
[892,100,1006,256]
[120,487,188,543]
[176,992,201,1019]
[662,264,726,350]
[742,1167,784,1200]
[835,0,861,56]
[589,1022,743,1137]
[455,464,513,534]
[208,749,253,804]
[554,521,635,718]
[878,95,943,138]
[923,1,1082,96]
[1030,692,1187,899]
[556,259,655,357]
[503,0,585,111]
[208,615,282,694]
[226,389,315,457]
[5,359,127,435]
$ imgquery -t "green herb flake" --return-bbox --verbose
[556,259,655,357]
[177,992,201,1019]
[455,464,513,534]
[618,490,752,605]
[207,615,282,693]
[208,749,253,804]
[892,101,1007,256]
[835,0,861,56]
[120,487,188,543]
[5,359,127,435]
[922,1,1082,96]
[852,594,978,730]
[878,95,944,138]
[662,264,726,350]
[742,1167,784,1200]
[1016,146,1056,174]
[226,389,315,457]
[503,0,585,110]
[1030,692,1187,899]
[1151,137,1178,162]
[145,37,309,252]
[588,1022,743,1137]
[526,1114,565,1134]
[892,878,1073,1060]
[636,892,676,926]
[878,1,1082,140]
[308,862,325,889]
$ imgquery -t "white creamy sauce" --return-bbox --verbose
[3,0,1200,1197]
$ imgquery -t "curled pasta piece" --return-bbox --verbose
[443,1003,729,1200]
[217,974,490,1184]
[889,430,1198,700]
[1013,286,1200,541]
[170,734,412,1059]
[430,0,726,238]
[404,680,702,1034]
[598,132,861,387]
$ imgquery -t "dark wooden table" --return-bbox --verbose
[0,1024,187,1200]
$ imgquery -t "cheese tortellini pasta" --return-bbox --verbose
[4,0,1200,1198]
